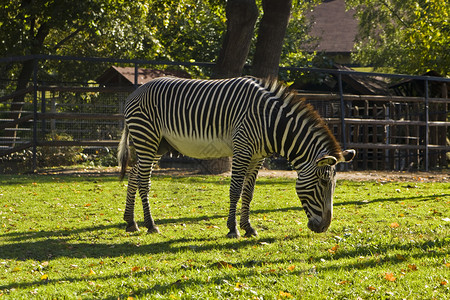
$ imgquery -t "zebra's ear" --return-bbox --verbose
[316,155,338,167]
[341,149,356,163]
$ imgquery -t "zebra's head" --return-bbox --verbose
[296,149,356,233]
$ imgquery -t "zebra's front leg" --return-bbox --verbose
[227,155,252,238]
[240,159,264,237]
[123,165,140,232]
[227,186,242,239]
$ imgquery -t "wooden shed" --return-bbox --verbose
[96,66,191,87]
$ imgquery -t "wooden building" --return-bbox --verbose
[96,66,191,87]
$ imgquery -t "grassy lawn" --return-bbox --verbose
[0,172,449,299]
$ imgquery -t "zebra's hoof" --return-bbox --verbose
[126,222,140,232]
[147,226,160,234]
[226,230,241,239]
[244,228,258,237]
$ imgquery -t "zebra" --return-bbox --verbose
[117,76,355,238]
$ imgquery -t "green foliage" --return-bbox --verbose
[0,133,82,172]
[348,0,450,75]
[0,174,449,298]
[280,0,322,67]
[0,0,227,82]
[1,0,322,83]
[37,133,82,167]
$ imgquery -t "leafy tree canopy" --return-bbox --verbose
[0,0,320,83]
[348,0,450,76]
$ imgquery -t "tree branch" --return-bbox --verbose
[379,0,410,28]
[52,27,84,51]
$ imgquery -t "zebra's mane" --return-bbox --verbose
[250,76,343,160]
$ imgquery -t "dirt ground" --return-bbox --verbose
[257,169,449,183]
[38,166,449,183]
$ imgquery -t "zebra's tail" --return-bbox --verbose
[118,125,130,181]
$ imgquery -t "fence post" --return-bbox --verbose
[338,72,347,170]
[41,86,46,137]
[424,79,429,171]
[32,58,38,171]
[134,63,139,89]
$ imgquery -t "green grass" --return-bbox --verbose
[0,172,449,299]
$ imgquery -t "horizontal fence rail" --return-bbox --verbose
[0,55,449,171]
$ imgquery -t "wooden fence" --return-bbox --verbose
[1,85,448,171]
[0,55,449,171]
[302,93,449,170]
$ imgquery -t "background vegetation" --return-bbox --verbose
[0,174,449,299]
[348,0,450,76]
[2,0,448,83]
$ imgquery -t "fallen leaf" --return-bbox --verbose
[235,282,245,290]
[366,286,376,292]
[217,261,233,269]
[445,263,450,268]
[131,266,141,272]
[384,273,396,282]
[389,222,400,228]
[407,264,417,271]
[337,280,350,285]
[40,274,49,281]
[12,267,21,272]
[87,269,96,276]
[279,291,293,298]
[328,244,339,254]
[84,203,92,207]
[441,281,448,286]
[287,265,296,271]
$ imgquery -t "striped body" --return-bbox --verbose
[118,76,355,237]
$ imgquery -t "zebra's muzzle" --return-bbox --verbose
[307,210,332,233]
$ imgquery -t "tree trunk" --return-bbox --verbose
[213,0,259,78]
[252,0,292,79]
[201,0,259,174]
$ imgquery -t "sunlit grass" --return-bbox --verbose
[0,173,449,299]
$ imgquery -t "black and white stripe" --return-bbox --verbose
[118,76,355,236]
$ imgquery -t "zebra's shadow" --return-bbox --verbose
[0,220,280,261]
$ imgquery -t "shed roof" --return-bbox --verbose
[96,66,191,86]
[293,64,390,95]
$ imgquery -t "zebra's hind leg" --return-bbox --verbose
[137,159,160,234]
[123,165,140,232]
[240,159,264,238]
